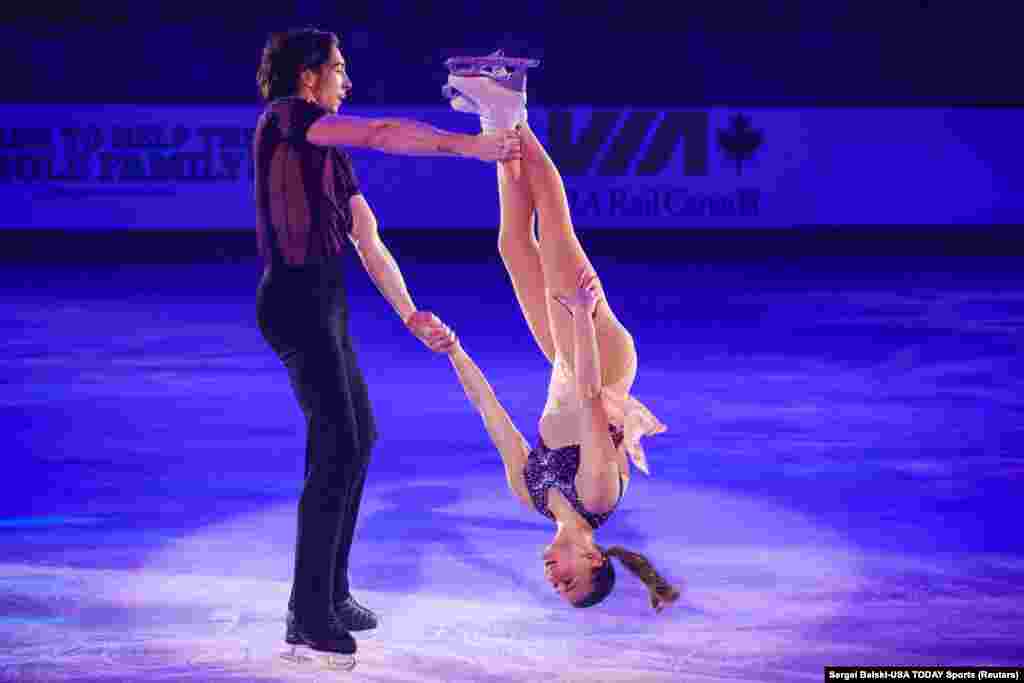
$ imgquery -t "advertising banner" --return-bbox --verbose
[0,105,1018,229]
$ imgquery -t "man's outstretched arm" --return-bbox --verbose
[308,114,520,161]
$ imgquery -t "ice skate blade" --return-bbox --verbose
[445,56,540,71]
[445,56,540,82]
[280,644,357,671]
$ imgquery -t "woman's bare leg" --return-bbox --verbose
[496,160,556,364]
[517,122,637,389]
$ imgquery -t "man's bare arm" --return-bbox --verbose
[307,114,519,161]
[348,194,416,322]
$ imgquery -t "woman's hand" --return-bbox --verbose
[552,267,602,319]
[405,311,459,354]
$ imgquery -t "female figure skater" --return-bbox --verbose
[253,29,520,663]
[428,55,681,611]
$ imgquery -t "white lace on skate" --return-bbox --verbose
[442,50,540,133]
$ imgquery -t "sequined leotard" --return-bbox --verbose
[522,425,625,530]
[524,355,667,529]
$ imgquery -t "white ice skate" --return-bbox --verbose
[442,50,540,132]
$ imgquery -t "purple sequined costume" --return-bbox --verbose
[522,425,625,530]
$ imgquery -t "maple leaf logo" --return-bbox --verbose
[717,114,763,175]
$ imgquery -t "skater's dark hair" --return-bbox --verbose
[257,27,340,102]
[573,544,680,611]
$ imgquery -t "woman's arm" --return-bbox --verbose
[570,302,603,401]
[572,311,623,513]
[446,342,533,508]
[555,269,623,513]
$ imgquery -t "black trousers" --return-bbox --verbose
[256,260,377,621]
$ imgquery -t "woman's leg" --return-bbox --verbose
[517,122,637,389]
[496,160,557,364]
[445,64,635,387]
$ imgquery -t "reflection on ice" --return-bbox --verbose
[0,476,945,682]
[2,258,1023,680]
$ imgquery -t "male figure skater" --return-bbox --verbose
[253,27,521,659]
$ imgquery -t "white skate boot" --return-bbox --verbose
[442,50,540,133]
